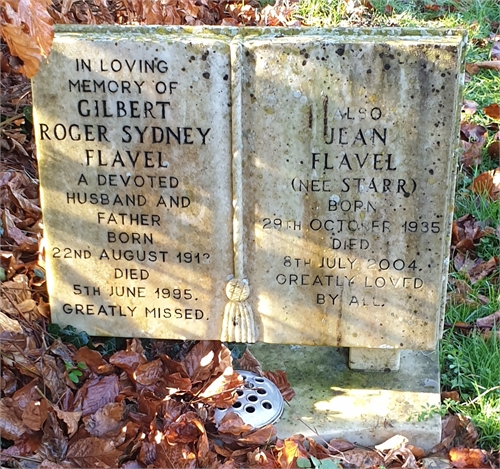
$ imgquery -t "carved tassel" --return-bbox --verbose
[221,37,257,343]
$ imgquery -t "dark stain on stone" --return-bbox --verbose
[202,72,210,79]
[223,74,228,81]
[384,63,391,70]
[201,50,209,61]
[323,95,328,137]
[335,46,345,56]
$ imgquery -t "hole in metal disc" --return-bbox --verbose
[255,377,265,383]
[245,405,256,413]
[233,401,242,409]
[256,388,267,395]
[262,401,272,410]
[236,389,244,396]
[217,407,227,411]
[248,394,258,402]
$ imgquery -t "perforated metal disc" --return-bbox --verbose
[215,370,284,428]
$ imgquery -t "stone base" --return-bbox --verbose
[249,344,441,451]
[349,348,401,371]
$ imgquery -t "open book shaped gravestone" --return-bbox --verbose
[33,26,466,448]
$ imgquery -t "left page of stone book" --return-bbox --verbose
[32,26,233,339]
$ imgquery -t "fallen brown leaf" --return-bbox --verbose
[40,410,68,462]
[109,340,148,375]
[1,366,18,396]
[196,368,243,407]
[466,60,500,74]
[407,444,425,459]
[52,405,82,437]
[83,401,123,437]
[476,310,500,329]
[460,123,488,168]
[449,446,490,468]
[471,169,500,200]
[455,237,476,254]
[441,390,460,402]
[0,397,28,440]
[430,414,479,454]
[160,354,192,391]
[22,398,48,431]
[73,346,115,375]
[238,348,263,376]
[247,447,278,468]
[39,355,68,403]
[183,340,223,384]
[275,434,308,468]
[238,424,277,445]
[462,99,478,117]
[328,438,355,453]
[64,436,122,468]
[342,448,385,468]
[165,411,204,444]
[217,412,253,436]
[484,103,500,120]
[73,374,120,416]
[307,437,332,459]
[0,24,42,78]
[263,370,296,402]
[153,438,197,469]
[467,256,498,283]
[1,432,42,458]
[488,131,500,159]
[159,398,185,426]
[2,208,38,250]
[135,358,164,386]
[491,42,500,60]
[0,309,23,335]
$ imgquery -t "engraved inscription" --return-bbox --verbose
[33,37,232,339]
[242,38,461,348]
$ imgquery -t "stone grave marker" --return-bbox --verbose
[241,31,464,354]
[33,26,466,449]
[32,28,234,339]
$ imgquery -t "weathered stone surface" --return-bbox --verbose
[33,28,233,338]
[241,32,465,349]
[33,28,465,345]
[250,344,442,450]
[349,348,401,371]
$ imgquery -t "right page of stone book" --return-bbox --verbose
[241,31,465,348]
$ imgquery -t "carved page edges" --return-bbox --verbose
[221,37,256,343]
